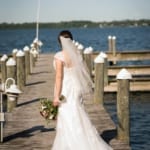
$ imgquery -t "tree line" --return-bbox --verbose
[0,19,150,29]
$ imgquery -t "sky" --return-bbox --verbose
[0,0,150,23]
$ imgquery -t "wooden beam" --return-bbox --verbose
[92,51,150,61]
[108,65,150,76]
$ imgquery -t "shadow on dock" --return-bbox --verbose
[4,126,55,142]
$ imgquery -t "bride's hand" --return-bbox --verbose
[53,98,61,106]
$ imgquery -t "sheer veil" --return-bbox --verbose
[60,36,93,95]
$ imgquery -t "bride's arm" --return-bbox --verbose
[53,58,64,106]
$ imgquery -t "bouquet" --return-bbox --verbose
[39,95,65,123]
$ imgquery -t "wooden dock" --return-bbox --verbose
[90,51,150,92]
[1,54,130,150]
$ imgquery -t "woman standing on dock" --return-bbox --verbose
[52,30,113,150]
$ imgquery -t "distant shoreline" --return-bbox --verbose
[0,19,150,29]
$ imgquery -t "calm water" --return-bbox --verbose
[0,27,150,54]
[104,92,150,150]
[0,27,150,150]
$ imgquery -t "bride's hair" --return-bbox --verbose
[58,30,74,67]
[58,30,73,44]
[58,31,93,94]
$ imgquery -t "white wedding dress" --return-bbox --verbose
[52,51,113,150]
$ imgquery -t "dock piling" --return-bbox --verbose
[108,35,112,52]
[94,55,104,104]
[24,46,30,80]
[99,52,108,86]
[112,36,116,56]
[84,47,93,77]
[12,49,18,61]
[16,50,25,91]
[116,68,132,144]
[107,35,117,64]
[0,55,8,91]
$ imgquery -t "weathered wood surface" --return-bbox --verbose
[91,51,150,92]
[104,81,150,92]
[1,54,130,150]
[108,65,150,76]
[106,65,150,92]
[92,51,150,61]
[1,54,55,149]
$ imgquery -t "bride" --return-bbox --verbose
[52,30,113,150]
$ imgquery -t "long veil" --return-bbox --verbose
[60,36,93,95]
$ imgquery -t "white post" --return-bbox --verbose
[108,35,112,52]
[112,36,116,56]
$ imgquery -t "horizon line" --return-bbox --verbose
[0,18,150,24]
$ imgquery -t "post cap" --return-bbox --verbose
[30,43,34,48]
[33,38,38,43]
[84,47,93,54]
[12,48,18,54]
[75,41,79,47]
[108,35,112,39]
[1,54,8,61]
[16,50,25,57]
[99,52,107,58]
[117,68,132,79]
[112,36,116,40]
[78,44,84,50]
[38,40,43,46]
[94,55,104,63]
[23,46,30,51]
[6,58,16,66]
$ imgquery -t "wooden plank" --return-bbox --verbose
[108,65,150,76]
[107,51,150,61]
[104,81,150,92]
[2,54,55,149]
[92,51,150,61]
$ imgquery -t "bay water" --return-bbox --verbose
[0,27,150,150]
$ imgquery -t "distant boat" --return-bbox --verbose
[83,24,88,28]
[99,24,103,28]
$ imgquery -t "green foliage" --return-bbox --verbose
[0,19,150,29]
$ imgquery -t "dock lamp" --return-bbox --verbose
[5,78,22,112]
[0,78,22,143]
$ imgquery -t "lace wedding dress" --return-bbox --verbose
[52,50,113,150]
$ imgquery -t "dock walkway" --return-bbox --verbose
[1,54,130,150]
